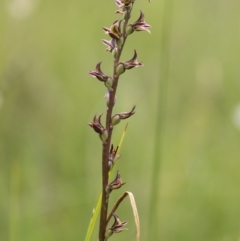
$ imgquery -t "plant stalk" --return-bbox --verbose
[98,9,133,241]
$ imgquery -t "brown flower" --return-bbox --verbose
[107,171,125,191]
[118,105,136,119]
[102,38,117,52]
[110,213,128,233]
[89,62,113,90]
[122,50,143,70]
[111,105,136,126]
[103,20,122,40]
[115,0,132,14]
[108,145,121,168]
[130,11,151,33]
[89,62,111,82]
[88,114,108,142]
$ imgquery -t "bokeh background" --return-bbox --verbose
[1,0,240,241]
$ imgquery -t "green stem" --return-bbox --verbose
[148,0,174,239]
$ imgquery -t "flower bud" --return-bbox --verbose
[112,48,118,59]
[116,63,125,75]
[117,36,124,48]
[105,229,113,239]
[104,77,113,91]
[126,25,134,35]
[100,129,108,142]
[111,114,121,126]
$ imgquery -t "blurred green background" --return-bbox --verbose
[1,0,240,240]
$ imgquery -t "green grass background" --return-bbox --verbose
[1,0,240,240]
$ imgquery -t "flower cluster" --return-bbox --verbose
[87,0,151,240]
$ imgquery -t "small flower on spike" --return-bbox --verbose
[115,0,132,14]
[102,38,117,53]
[110,213,128,233]
[105,213,128,238]
[88,114,108,142]
[121,50,143,70]
[107,171,125,192]
[89,62,113,90]
[115,0,125,14]
[111,105,136,126]
[103,20,122,40]
[108,144,121,169]
[118,105,136,119]
[129,11,151,33]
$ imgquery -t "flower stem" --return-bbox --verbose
[98,7,133,241]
